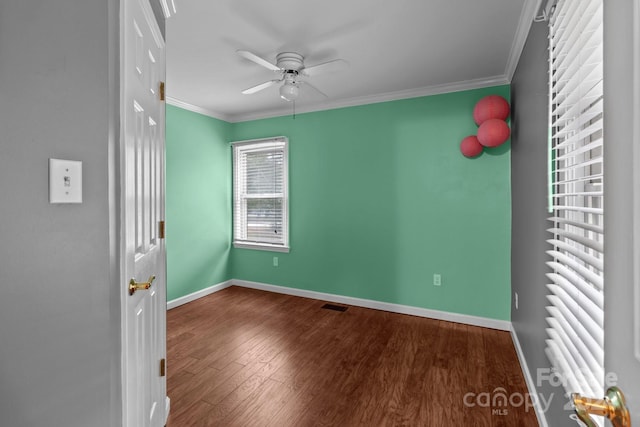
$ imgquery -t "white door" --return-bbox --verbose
[601,0,640,425]
[121,0,167,426]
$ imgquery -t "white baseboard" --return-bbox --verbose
[164,396,170,425]
[511,325,549,427]
[166,280,233,310]
[231,279,511,331]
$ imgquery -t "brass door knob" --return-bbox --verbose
[572,387,631,427]
[128,275,155,296]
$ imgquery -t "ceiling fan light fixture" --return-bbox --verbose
[279,82,299,101]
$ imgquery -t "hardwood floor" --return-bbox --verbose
[166,286,538,426]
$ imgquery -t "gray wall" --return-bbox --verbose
[511,21,574,426]
[0,1,121,426]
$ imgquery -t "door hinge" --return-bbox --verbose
[159,81,165,101]
[160,358,166,377]
[159,220,165,239]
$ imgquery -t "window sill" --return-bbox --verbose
[233,241,290,253]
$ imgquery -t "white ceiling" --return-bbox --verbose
[166,0,540,122]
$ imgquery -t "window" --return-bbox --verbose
[546,0,604,414]
[232,137,289,252]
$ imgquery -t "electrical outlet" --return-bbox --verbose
[515,292,519,310]
[433,274,441,286]
[273,256,279,267]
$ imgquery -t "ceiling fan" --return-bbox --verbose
[237,50,348,102]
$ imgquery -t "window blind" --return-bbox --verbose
[546,0,604,405]
[233,137,289,250]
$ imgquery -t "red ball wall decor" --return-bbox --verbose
[460,135,484,158]
[477,119,510,147]
[473,95,510,126]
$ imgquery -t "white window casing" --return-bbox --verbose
[232,137,289,252]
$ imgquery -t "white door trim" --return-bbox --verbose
[633,0,640,363]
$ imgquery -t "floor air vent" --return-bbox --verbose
[321,303,348,312]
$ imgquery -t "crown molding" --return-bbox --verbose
[229,74,510,123]
[505,0,544,81]
[167,75,511,124]
[166,96,233,122]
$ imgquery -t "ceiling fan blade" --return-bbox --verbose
[237,50,280,72]
[300,80,328,98]
[301,59,348,77]
[241,79,281,95]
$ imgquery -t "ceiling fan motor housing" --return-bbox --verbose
[276,52,304,71]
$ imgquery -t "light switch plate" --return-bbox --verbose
[49,158,82,204]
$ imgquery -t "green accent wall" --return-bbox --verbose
[166,84,511,321]
[165,104,232,301]
[230,86,511,321]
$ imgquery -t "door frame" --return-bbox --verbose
[633,0,640,364]
[107,0,123,424]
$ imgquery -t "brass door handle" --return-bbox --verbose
[572,387,631,427]
[129,275,155,296]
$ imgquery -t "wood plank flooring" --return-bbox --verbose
[166,286,538,426]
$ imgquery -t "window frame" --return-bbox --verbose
[232,137,290,253]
